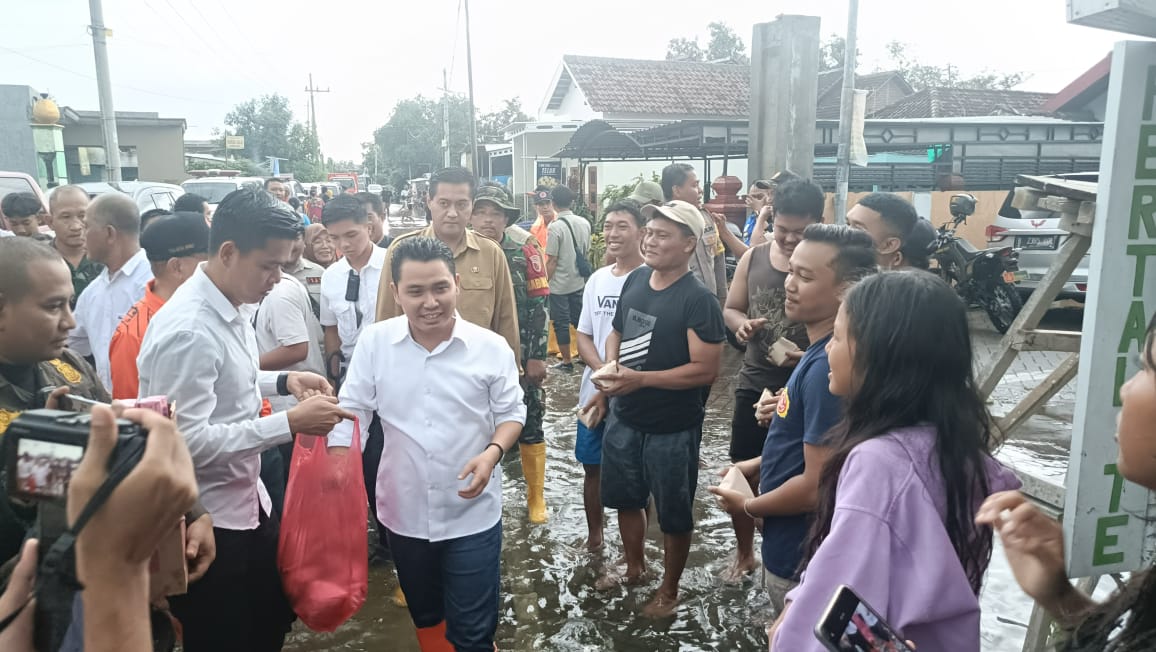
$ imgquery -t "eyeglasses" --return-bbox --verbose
[345,270,363,328]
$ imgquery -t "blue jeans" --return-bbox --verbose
[386,520,502,651]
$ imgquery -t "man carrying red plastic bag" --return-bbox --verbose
[328,237,525,652]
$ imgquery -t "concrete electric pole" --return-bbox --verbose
[833,0,860,225]
[88,0,121,183]
[748,16,821,183]
[305,74,329,168]
[464,0,479,173]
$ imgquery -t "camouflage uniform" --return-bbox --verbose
[0,350,108,564]
[502,224,550,444]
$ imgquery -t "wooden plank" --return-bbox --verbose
[1013,330,1081,353]
[996,353,1080,440]
[1038,196,1082,216]
[1014,174,1098,202]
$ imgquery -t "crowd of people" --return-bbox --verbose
[0,163,1152,652]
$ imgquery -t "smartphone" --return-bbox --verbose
[815,585,913,652]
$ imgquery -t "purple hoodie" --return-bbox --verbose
[770,425,1021,651]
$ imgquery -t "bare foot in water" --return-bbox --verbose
[594,567,647,591]
[584,534,604,553]
[641,591,680,618]
[719,553,758,584]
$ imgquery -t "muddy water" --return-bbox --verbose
[286,320,1077,652]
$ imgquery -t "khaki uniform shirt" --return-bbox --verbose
[376,227,521,365]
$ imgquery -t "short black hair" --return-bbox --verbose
[770,170,800,188]
[550,185,575,209]
[603,199,645,227]
[856,192,919,238]
[660,163,695,201]
[0,237,62,302]
[209,188,303,254]
[173,193,208,213]
[1,192,43,220]
[428,167,476,199]
[140,208,172,231]
[321,194,368,226]
[354,191,385,216]
[390,236,456,281]
[801,223,878,283]
[773,178,825,221]
[264,177,284,190]
[288,196,301,210]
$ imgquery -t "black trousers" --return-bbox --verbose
[169,510,294,652]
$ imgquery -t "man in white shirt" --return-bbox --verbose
[137,188,352,652]
[319,194,386,384]
[574,199,646,552]
[68,192,153,389]
[331,236,525,652]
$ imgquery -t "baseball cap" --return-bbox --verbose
[628,181,664,205]
[528,185,553,204]
[474,185,520,224]
[141,212,210,262]
[640,200,704,240]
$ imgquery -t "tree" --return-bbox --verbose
[476,98,532,144]
[819,35,847,72]
[665,22,748,64]
[222,94,323,181]
[883,41,1027,91]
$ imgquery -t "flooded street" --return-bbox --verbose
[285,305,1084,652]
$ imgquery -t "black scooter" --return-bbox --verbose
[930,193,1025,334]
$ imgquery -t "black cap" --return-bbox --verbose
[528,185,553,204]
[141,212,210,262]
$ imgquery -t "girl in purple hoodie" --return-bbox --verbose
[769,270,1021,651]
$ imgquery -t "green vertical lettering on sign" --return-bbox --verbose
[1093,514,1129,566]
[1119,301,1150,354]
[1105,463,1126,512]
[1144,65,1156,121]
[1132,186,1156,240]
[1115,356,1128,407]
[1127,245,1156,296]
[1139,124,1156,180]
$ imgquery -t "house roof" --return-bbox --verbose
[814,70,914,119]
[1039,54,1111,117]
[549,55,912,120]
[61,107,187,129]
[869,88,1054,119]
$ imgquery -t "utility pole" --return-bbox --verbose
[88,0,121,183]
[464,0,479,173]
[833,0,859,225]
[442,69,451,168]
[305,74,329,169]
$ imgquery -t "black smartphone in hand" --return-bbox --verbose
[815,585,913,652]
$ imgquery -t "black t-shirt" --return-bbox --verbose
[611,268,726,433]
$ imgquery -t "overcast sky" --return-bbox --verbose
[1,0,1143,163]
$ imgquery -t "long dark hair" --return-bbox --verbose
[1065,311,1156,651]
[802,270,995,593]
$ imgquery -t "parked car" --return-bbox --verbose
[180,176,265,209]
[985,172,1096,301]
[0,171,49,232]
[78,181,185,214]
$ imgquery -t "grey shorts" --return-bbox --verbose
[599,409,700,535]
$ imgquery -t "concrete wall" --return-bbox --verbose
[552,85,600,121]
[510,127,580,200]
[63,123,186,183]
[0,85,38,176]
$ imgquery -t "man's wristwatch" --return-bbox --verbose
[276,372,291,397]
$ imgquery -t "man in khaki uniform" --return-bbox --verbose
[376,167,520,363]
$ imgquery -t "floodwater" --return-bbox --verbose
[284,308,1082,652]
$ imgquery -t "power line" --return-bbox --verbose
[0,45,232,105]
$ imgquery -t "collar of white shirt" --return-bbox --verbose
[386,312,470,349]
[106,247,149,282]
[190,262,242,324]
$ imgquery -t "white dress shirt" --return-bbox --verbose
[137,264,291,531]
[319,244,386,361]
[255,273,324,412]
[68,248,152,389]
[331,316,525,542]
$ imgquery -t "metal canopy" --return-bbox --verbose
[551,120,644,159]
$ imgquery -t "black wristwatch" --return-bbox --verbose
[276,372,291,396]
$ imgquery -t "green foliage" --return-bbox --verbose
[222,94,322,181]
[883,41,1027,90]
[186,157,264,176]
[666,22,748,64]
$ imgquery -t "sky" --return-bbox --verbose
[1,0,1145,163]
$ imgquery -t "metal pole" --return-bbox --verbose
[88,0,121,182]
[443,69,451,168]
[463,0,479,173]
[833,0,859,225]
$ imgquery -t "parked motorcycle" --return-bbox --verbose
[929,193,1026,334]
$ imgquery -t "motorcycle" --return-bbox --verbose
[929,193,1026,334]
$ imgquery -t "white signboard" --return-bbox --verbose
[225,135,245,150]
[1063,40,1156,578]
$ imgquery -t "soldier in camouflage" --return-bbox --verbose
[469,183,552,523]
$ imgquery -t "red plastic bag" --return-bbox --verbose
[278,418,368,631]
